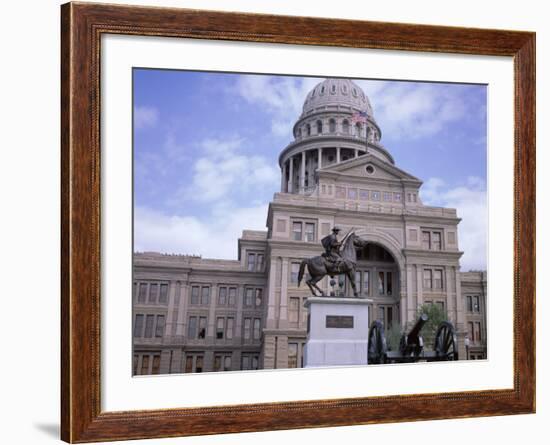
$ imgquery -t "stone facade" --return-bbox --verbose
[133,78,487,375]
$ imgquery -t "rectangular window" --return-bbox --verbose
[347,188,358,200]
[244,318,251,340]
[289,297,299,323]
[140,355,149,375]
[468,322,474,343]
[144,314,155,338]
[359,189,369,200]
[152,355,161,374]
[371,191,380,201]
[474,322,481,342]
[138,283,147,303]
[432,232,442,250]
[378,271,385,294]
[473,296,480,312]
[245,288,253,306]
[198,317,207,339]
[255,288,263,307]
[252,356,259,370]
[159,283,168,303]
[134,314,144,337]
[433,269,443,289]
[218,287,227,305]
[241,355,250,370]
[466,296,473,312]
[149,283,158,303]
[394,192,402,202]
[253,318,261,340]
[191,286,199,304]
[256,254,264,271]
[187,316,197,339]
[291,262,300,283]
[423,269,432,289]
[335,186,346,199]
[228,287,237,306]
[227,318,234,340]
[304,223,315,242]
[355,271,362,293]
[200,286,210,305]
[185,356,193,373]
[195,356,203,373]
[383,191,392,201]
[247,252,255,271]
[363,271,370,295]
[422,231,431,250]
[155,315,165,338]
[214,355,221,372]
[216,317,224,339]
[288,343,298,368]
[224,356,232,371]
[387,272,393,295]
[292,222,302,240]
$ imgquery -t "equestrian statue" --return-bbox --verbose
[297,226,368,297]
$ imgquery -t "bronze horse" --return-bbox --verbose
[297,232,367,297]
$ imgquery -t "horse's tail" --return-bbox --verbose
[297,259,307,287]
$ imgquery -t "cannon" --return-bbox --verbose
[367,314,459,364]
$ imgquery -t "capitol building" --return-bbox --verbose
[132,78,487,375]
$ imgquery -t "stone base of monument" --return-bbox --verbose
[303,296,372,368]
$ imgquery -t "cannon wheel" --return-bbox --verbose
[368,320,387,364]
[434,321,459,361]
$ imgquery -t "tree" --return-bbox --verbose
[416,303,448,348]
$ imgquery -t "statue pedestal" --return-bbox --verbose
[303,296,372,368]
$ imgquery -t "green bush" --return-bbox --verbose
[416,303,448,348]
[386,323,403,351]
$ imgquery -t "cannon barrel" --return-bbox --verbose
[407,313,428,343]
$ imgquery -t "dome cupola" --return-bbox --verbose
[302,78,373,117]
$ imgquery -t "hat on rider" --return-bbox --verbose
[332,226,341,233]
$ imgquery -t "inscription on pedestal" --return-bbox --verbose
[325,315,354,328]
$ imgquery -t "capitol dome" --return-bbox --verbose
[302,78,374,116]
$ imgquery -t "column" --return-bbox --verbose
[280,162,286,192]
[336,147,341,163]
[165,280,178,338]
[354,149,359,158]
[176,283,188,338]
[318,147,323,169]
[416,266,424,308]
[300,151,306,191]
[279,258,289,329]
[288,156,294,193]
[266,259,277,329]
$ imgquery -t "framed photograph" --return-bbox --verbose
[61,2,535,442]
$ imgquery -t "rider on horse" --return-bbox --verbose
[321,227,343,270]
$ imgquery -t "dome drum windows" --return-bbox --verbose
[316,120,323,135]
[329,119,336,133]
[342,119,349,134]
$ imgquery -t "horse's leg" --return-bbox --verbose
[309,275,326,297]
[347,269,358,297]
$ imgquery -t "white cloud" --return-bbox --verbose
[180,137,279,203]
[134,204,268,259]
[420,176,487,271]
[356,80,467,141]
[134,105,159,130]
[234,75,320,137]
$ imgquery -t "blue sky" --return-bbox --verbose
[133,69,487,270]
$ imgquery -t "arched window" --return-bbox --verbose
[297,127,302,139]
[355,123,362,137]
[329,119,336,133]
[331,84,336,94]
[306,124,311,136]
[316,120,323,134]
[342,119,349,134]
[320,86,325,94]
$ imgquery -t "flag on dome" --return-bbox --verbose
[351,110,368,123]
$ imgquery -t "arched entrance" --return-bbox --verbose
[347,242,401,332]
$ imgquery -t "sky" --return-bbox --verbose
[133,69,487,271]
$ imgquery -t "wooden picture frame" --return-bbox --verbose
[61,2,535,442]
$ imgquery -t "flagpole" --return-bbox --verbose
[365,120,369,154]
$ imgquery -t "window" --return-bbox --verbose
[466,295,473,312]
[316,120,323,134]
[149,283,158,303]
[342,119,349,134]
[216,317,224,339]
[255,288,263,307]
[185,356,193,373]
[468,321,474,343]
[251,356,259,370]
[377,306,394,329]
[253,318,261,340]
[289,297,300,323]
[134,314,144,337]
[377,271,392,295]
[291,262,300,283]
[359,189,369,200]
[371,191,380,201]
[159,283,168,304]
[188,317,197,339]
[288,343,298,368]
[292,222,302,240]
[214,355,221,372]
[247,252,255,271]
[383,192,392,202]
[228,287,237,306]
[245,288,253,306]
[196,356,203,373]
[423,269,432,289]
[363,271,370,295]
[348,188,358,200]
[191,286,199,304]
[474,322,481,342]
[433,269,443,289]
[335,186,346,199]
[304,223,315,242]
[331,84,336,94]
[138,283,147,303]
[329,119,336,132]
[155,315,165,337]
[218,287,227,305]
[473,295,480,312]
[432,232,442,250]
[152,355,161,374]
[422,229,443,250]
[355,122,361,137]
[200,286,210,305]
[224,356,232,371]
[241,355,250,371]
[256,254,264,271]
[144,314,154,338]
[243,318,251,340]
[394,192,402,202]
[141,355,149,375]
[306,124,311,136]
[355,271,362,293]
[422,231,431,250]
[198,317,207,339]
[227,318,234,339]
